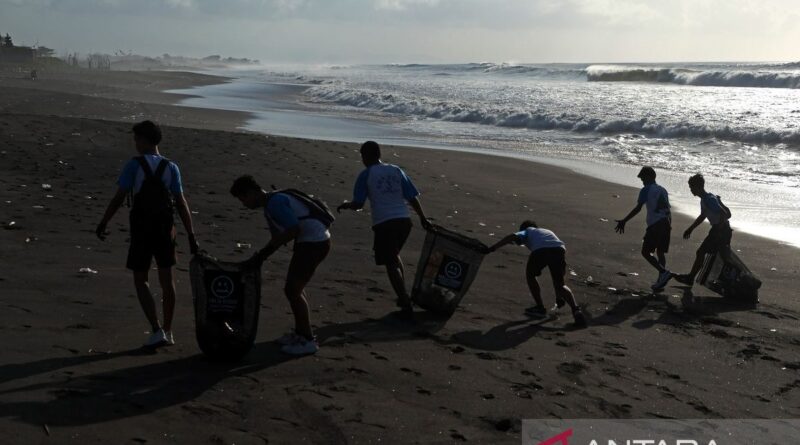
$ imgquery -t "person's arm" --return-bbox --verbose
[488,233,520,252]
[683,213,706,239]
[96,187,128,240]
[248,194,299,264]
[251,226,300,263]
[615,202,643,234]
[174,193,198,254]
[338,170,368,213]
[407,196,432,230]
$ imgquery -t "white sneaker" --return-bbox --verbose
[652,270,672,290]
[164,331,175,346]
[280,336,319,356]
[276,331,302,346]
[144,329,168,347]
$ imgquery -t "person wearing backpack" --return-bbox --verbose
[96,120,198,348]
[230,175,332,356]
[336,141,432,320]
[674,174,733,285]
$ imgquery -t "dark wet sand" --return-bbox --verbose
[1,69,799,444]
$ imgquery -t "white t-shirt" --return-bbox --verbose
[352,163,420,226]
[637,183,671,227]
[264,192,330,243]
[515,228,565,253]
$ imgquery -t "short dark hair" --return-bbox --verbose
[688,174,705,188]
[519,220,538,231]
[230,175,262,197]
[637,166,656,180]
[360,140,381,160]
[132,120,162,146]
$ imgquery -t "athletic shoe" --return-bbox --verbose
[651,270,673,290]
[281,337,319,356]
[276,331,303,346]
[572,310,588,328]
[674,274,694,285]
[144,329,168,348]
[525,305,548,318]
[164,331,175,346]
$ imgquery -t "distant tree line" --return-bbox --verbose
[1,33,14,47]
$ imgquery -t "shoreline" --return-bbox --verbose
[167,74,800,249]
[2,69,799,443]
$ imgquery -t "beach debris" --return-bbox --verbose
[236,242,252,249]
[628,272,639,276]
[4,221,19,230]
[25,236,38,243]
[79,267,98,274]
[585,276,598,286]
[770,329,777,332]
[32,205,45,209]
[599,218,609,222]
[770,267,777,271]
[607,287,617,292]
[41,183,52,190]
[612,194,620,198]
[478,222,486,227]
[569,269,577,276]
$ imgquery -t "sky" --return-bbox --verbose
[1,0,799,64]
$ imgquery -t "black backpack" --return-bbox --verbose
[717,195,732,219]
[267,188,335,227]
[130,157,174,234]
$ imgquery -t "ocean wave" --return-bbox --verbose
[586,65,800,89]
[306,84,800,145]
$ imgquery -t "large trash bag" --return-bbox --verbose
[411,225,489,318]
[696,245,761,305]
[190,253,262,361]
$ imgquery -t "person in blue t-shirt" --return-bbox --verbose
[674,174,733,286]
[230,175,331,356]
[614,166,673,291]
[337,141,431,319]
[96,120,198,348]
[488,220,587,328]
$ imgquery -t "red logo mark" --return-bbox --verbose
[538,429,573,445]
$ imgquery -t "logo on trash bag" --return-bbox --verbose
[211,275,235,299]
[435,255,469,290]
[444,261,463,279]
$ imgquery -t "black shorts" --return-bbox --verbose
[286,240,331,285]
[698,221,732,255]
[126,225,177,271]
[527,247,567,287]
[643,218,671,253]
[372,218,413,266]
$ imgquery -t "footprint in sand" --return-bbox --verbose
[400,367,422,376]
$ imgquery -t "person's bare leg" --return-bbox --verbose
[285,280,313,339]
[641,246,666,273]
[157,267,176,332]
[133,270,160,332]
[687,251,705,280]
[386,255,411,307]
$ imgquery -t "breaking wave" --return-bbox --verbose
[586,65,800,89]
[306,84,800,145]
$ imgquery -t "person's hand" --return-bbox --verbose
[420,217,433,231]
[683,228,692,240]
[336,202,350,214]
[614,219,626,234]
[95,222,108,240]
[188,233,199,255]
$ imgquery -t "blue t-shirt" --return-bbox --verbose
[117,154,183,195]
[637,183,670,227]
[515,228,565,253]
[701,192,728,226]
[352,163,420,225]
[264,192,330,243]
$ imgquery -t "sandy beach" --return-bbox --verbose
[1,69,799,444]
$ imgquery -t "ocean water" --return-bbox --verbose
[169,62,800,247]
